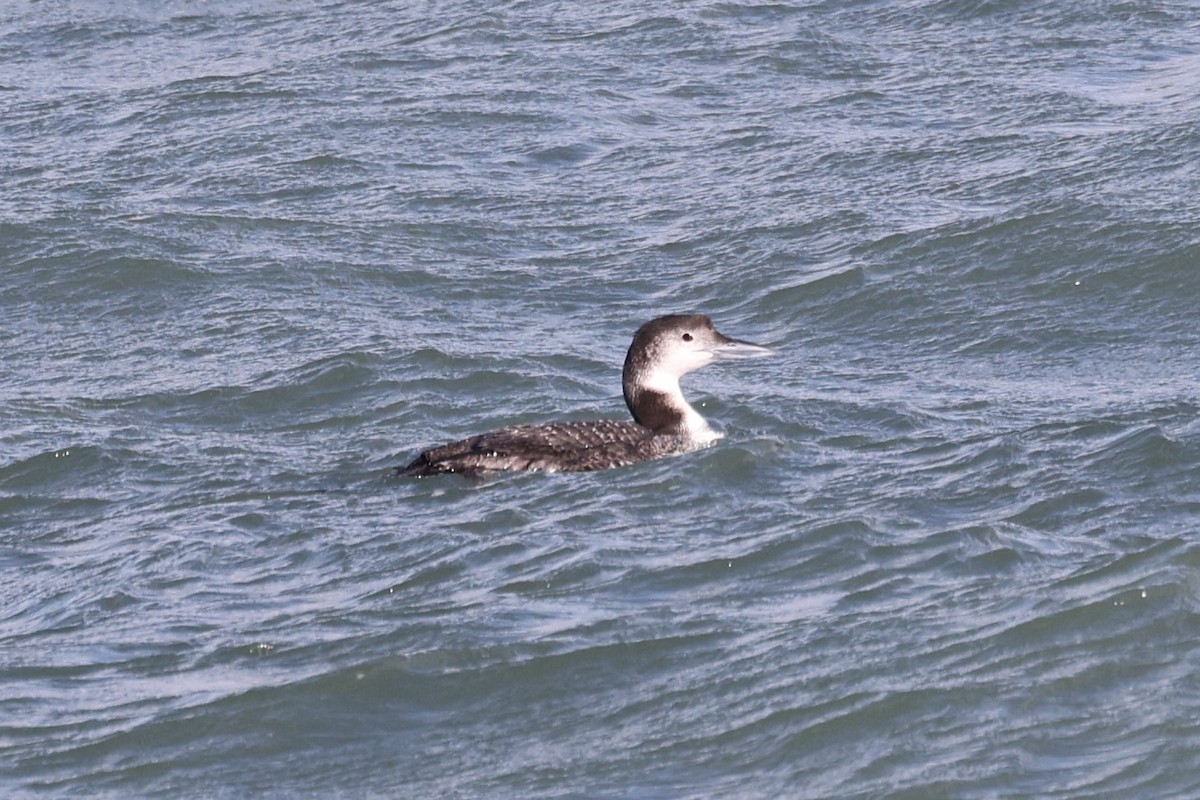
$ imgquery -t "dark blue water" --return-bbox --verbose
[4,1,1200,797]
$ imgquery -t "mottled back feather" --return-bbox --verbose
[397,420,692,477]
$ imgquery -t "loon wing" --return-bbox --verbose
[397,420,682,477]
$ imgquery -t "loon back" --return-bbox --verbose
[397,420,690,476]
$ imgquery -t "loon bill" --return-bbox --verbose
[396,314,774,477]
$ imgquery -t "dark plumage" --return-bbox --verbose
[396,420,688,476]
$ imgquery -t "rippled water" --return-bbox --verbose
[4,1,1200,797]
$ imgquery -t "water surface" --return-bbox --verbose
[3,1,1200,797]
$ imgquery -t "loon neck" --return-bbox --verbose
[623,378,719,443]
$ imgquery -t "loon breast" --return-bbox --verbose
[396,420,691,477]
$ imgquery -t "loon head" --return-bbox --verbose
[621,314,775,441]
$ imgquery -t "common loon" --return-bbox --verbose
[396,314,774,477]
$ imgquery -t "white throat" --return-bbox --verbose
[639,369,721,444]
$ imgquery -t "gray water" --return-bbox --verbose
[4,1,1200,797]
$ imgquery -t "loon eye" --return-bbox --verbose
[682,333,693,342]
